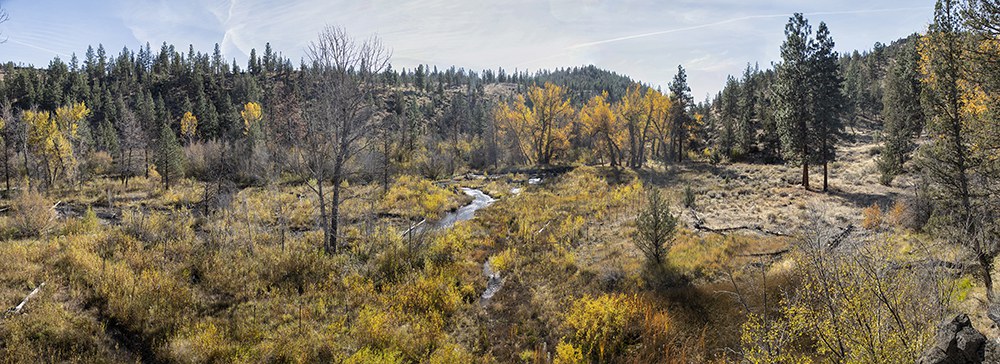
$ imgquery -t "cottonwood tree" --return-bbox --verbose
[495,82,573,165]
[579,92,624,168]
[617,85,651,169]
[1,103,12,193]
[301,25,390,254]
[0,3,7,44]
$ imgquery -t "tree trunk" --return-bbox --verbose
[22,147,31,190]
[3,140,10,194]
[802,161,809,190]
[317,177,330,253]
[981,254,995,303]
[330,173,341,255]
[823,161,829,192]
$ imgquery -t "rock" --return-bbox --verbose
[917,314,986,364]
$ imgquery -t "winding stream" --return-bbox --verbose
[433,187,504,306]
[436,188,495,229]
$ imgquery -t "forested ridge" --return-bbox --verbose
[0,0,999,363]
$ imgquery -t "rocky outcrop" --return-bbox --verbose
[917,314,986,364]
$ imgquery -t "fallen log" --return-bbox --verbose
[737,248,791,257]
[826,224,854,250]
[7,282,45,315]
[688,208,792,238]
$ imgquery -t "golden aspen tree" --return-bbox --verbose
[495,83,573,165]
[180,111,198,143]
[241,102,263,137]
[26,102,89,187]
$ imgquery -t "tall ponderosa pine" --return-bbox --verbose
[775,13,814,189]
[668,65,693,162]
[735,63,759,158]
[775,14,845,191]
[810,22,846,192]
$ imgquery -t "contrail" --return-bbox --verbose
[568,6,932,50]
[6,38,67,60]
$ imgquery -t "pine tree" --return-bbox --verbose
[810,22,846,192]
[775,13,815,189]
[718,76,739,158]
[735,63,759,157]
[919,0,997,301]
[156,121,183,190]
[877,41,923,185]
[668,65,693,162]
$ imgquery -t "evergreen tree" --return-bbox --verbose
[810,22,846,192]
[775,13,815,189]
[877,41,923,185]
[735,63,759,157]
[668,65,693,162]
[718,76,739,158]
[156,121,183,190]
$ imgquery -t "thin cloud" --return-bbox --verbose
[569,6,932,50]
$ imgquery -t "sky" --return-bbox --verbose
[0,0,934,98]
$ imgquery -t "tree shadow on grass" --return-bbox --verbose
[826,188,898,209]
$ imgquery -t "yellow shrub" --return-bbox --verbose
[381,175,453,220]
[121,208,195,245]
[7,190,55,238]
[489,247,518,272]
[564,294,644,362]
[345,347,404,364]
[169,321,233,363]
[553,341,585,364]
[886,200,907,229]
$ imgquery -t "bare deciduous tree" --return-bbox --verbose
[300,25,390,254]
[118,105,145,188]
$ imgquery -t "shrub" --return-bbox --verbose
[553,341,585,364]
[683,184,696,209]
[380,175,452,220]
[563,294,645,362]
[862,204,883,230]
[346,347,404,364]
[79,151,114,179]
[121,209,195,246]
[8,190,55,238]
[61,207,100,235]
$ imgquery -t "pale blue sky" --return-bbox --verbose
[0,0,933,97]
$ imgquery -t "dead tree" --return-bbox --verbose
[300,25,390,254]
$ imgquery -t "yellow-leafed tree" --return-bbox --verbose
[495,83,573,165]
[180,111,198,143]
[26,102,89,187]
[643,88,672,163]
[241,102,263,137]
[579,92,625,168]
[617,84,653,169]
